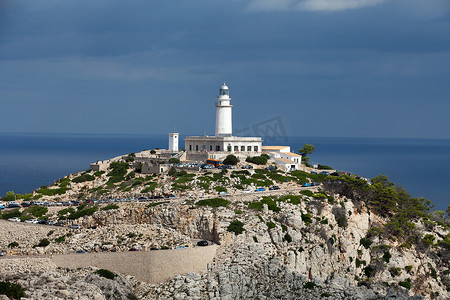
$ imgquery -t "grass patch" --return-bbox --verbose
[195,198,229,208]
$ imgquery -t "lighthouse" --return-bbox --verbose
[184,82,262,159]
[215,83,232,137]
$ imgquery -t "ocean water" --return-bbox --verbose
[0,133,448,211]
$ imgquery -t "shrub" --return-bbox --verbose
[72,174,95,183]
[67,206,98,219]
[246,155,268,165]
[195,198,229,208]
[284,233,292,243]
[0,281,26,299]
[337,217,348,228]
[227,220,245,235]
[8,241,19,248]
[168,167,177,176]
[382,251,391,263]
[102,204,119,211]
[223,155,239,165]
[168,157,180,164]
[422,234,436,246]
[58,207,75,216]
[36,238,50,247]
[1,209,22,220]
[215,186,227,193]
[398,278,411,290]
[55,236,66,243]
[301,212,312,225]
[405,265,413,273]
[147,202,165,208]
[303,282,316,289]
[300,190,314,197]
[234,210,243,214]
[95,269,117,280]
[37,187,69,196]
[253,236,258,243]
[355,258,366,268]
[317,164,333,170]
[267,222,276,229]
[360,238,372,249]
[364,266,375,277]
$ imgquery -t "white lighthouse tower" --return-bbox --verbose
[215,83,232,137]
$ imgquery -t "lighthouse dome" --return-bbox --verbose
[219,83,229,96]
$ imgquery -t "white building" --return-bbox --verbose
[168,133,179,152]
[184,83,262,161]
[262,145,302,171]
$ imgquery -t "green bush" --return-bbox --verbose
[1,209,22,220]
[147,202,165,207]
[301,212,312,225]
[398,278,411,290]
[58,207,75,216]
[382,251,391,263]
[37,187,69,196]
[215,186,227,193]
[95,269,117,280]
[0,281,26,299]
[364,266,375,277]
[267,222,276,229]
[36,238,50,247]
[102,204,119,211]
[284,233,292,243]
[360,238,372,249]
[303,282,317,289]
[422,234,436,246]
[168,157,180,164]
[227,220,245,235]
[8,241,19,248]
[55,235,66,243]
[68,206,98,219]
[195,198,229,208]
[72,174,95,183]
[223,155,239,165]
[337,217,348,228]
[246,155,268,165]
[317,164,333,170]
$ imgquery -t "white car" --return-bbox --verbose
[25,219,39,224]
[242,189,252,193]
[8,217,21,222]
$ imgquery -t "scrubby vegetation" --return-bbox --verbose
[0,281,26,299]
[95,269,117,280]
[195,198,229,208]
[227,220,245,235]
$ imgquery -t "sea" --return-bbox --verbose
[0,133,448,211]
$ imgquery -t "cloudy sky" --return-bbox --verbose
[1,0,450,138]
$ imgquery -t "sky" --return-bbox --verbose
[1,0,450,139]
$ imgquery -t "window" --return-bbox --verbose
[241,146,245,152]
[189,145,192,151]
[247,146,251,152]
[254,146,258,152]
[227,146,232,152]
[216,145,221,151]
[234,146,239,152]
[210,145,213,151]
[203,145,206,150]
[196,145,199,151]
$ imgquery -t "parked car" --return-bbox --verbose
[242,189,252,193]
[7,202,21,208]
[47,220,55,226]
[21,202,31,207]
[269,186,280,190]
[219,191,230,195]
[310,170,318,174]
[320,171,330,175]
[242,164,253,169]
[301,183,312,187]
[25,219,39,224]
[330,172,340,176]
[265,166,277,171]
[76,250,88,254]
[38,220,48,225]
[197,240,209,246]
[311,182,320,186]
[0,251,5,256]
[255,187,266,192]
[128,248,139,251]
[70,224,81,229]
[8,217,21,222]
